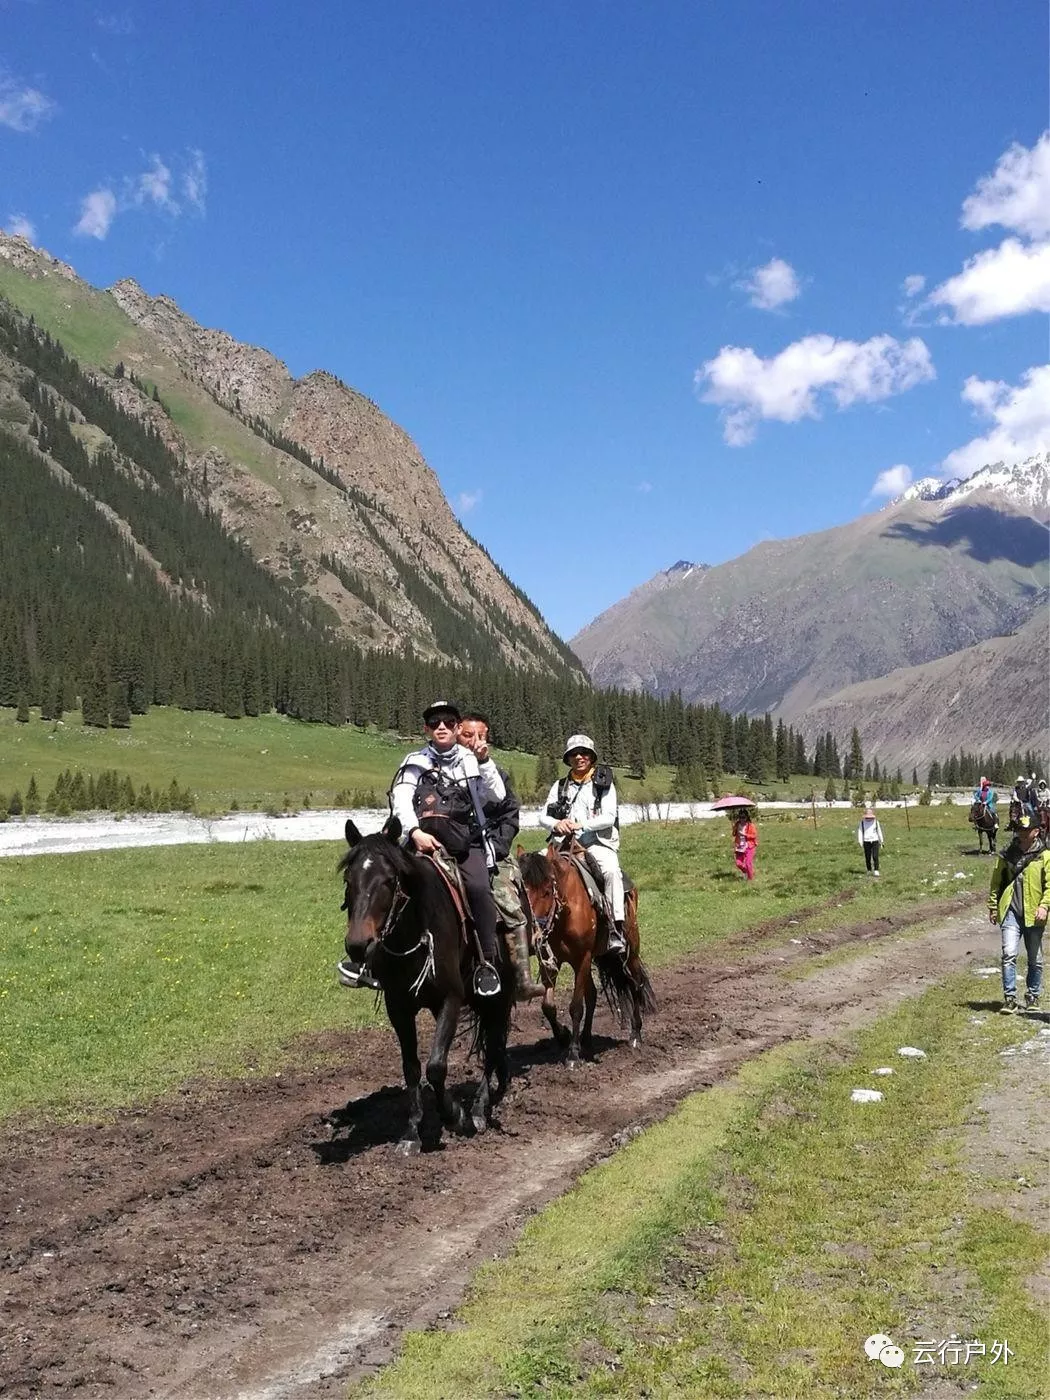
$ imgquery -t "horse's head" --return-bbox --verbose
[517,844,560,933]
[339,819,408,964]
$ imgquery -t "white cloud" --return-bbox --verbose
[0,76,57,132]
[941,365,1050,479]
[961,131,1050,240]
[902,274,925,298]
[927,237,1050,325]
[181,149,207,213]
[456,489,482,514]
[637,480,653,493]
[74,188,117,239]
[4,213,36,240]
[696,333,935,446]
[135,156,175,210]
[742,257,800,310]
[870,464,913,499]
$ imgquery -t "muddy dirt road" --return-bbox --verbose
[1,896,988,1400]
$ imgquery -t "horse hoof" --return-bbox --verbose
[471,1114,488,1135]
[395,1137,422,1157]
[629,1037,641,1049]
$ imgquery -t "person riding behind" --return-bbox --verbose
[973,776,997,812]
[458,711,544,1001]
[540,734,627,956]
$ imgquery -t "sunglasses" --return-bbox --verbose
[427,716,457,731]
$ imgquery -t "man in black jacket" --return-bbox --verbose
[459,712,544,1001]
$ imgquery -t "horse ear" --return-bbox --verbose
[515,843,525,859]
[345,819,362,847]
[383,815,402,843]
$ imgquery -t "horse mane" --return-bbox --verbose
[518,849,551,888]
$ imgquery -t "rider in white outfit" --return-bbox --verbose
[539,733,627,955]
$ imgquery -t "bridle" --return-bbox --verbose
[343,869,425,958]
[527,857,564,936]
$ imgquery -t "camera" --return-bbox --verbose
[546,797,571,820]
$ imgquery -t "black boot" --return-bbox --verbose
[607,920,627,955]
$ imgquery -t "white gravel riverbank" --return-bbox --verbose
[0,796,963,859]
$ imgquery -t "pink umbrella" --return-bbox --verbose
[710,795,755,810]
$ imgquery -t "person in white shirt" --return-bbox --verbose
[539,733,627,954]
[339,701,506,992]
[856,807,884,875]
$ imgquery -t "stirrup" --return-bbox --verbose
[473,962,502,998]
[337,958,382,991]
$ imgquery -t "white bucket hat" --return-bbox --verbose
[562,733,597,764]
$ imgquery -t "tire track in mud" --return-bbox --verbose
[0,896,982,1400]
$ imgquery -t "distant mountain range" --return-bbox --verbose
[0,232,581,680]
[572,454,1049,765]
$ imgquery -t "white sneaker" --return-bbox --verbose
[872,870,880,877]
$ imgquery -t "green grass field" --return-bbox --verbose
[354,981,1049,1399]
[0,806,982,1122]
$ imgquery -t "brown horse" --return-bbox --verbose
[516,839,655,1065]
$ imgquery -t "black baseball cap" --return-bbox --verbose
[423,700,460,726]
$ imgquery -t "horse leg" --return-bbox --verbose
[472,1003,511,1133]
[580,957,598,1060]
[565,958,589,1067]
[388,1004,424,1157]
[541,968,572,1048]
[625,894,645,1048]
[426,996,467,1137]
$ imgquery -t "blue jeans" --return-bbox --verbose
[1000,911,1044,999]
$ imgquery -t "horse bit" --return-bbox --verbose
[343,876,435,995]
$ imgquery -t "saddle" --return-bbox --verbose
[421,849,471,944]
[557,842,635,925]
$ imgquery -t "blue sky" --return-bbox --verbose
[2,0,1048,639]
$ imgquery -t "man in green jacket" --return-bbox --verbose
[988,813,1050,1014]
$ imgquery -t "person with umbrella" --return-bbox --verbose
[711,796,759,881]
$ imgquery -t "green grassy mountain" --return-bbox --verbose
[0,232,582,680]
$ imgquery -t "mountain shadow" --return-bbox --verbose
[883,503,1050,568]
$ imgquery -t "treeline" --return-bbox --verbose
[927,749,1045,789]
[0,769,194,819]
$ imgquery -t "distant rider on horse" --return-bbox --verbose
[539,734,628,955]
[973,776,997,814]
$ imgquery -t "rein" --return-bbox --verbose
[345,868,435,995]
[531,851,566,934]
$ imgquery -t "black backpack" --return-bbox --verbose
[410,766,476,858]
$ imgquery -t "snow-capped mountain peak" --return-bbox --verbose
[891,452,1049,516]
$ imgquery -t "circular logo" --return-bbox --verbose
[864,1333,894,1360]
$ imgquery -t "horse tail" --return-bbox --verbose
[596,951,657,1026]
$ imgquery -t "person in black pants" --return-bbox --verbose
[856,807,884,875]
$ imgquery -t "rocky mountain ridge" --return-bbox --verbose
[572,453,1049,763]
[0,233,581,678]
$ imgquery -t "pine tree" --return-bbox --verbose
[15,690,29,723]
[25,775,39,815]
[848,727,863,782]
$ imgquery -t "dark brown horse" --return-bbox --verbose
[339,818,513,1154]
[969,800,999,854]
[516,839,655,1065]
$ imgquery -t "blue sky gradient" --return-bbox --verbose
[2,0,1047,637]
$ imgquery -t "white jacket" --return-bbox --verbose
[390,743,505,840]
[539,773,620,851]
[856,818,884,845]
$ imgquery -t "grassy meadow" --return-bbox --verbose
[0,805,985,1122]
[354,980,1049,1399]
